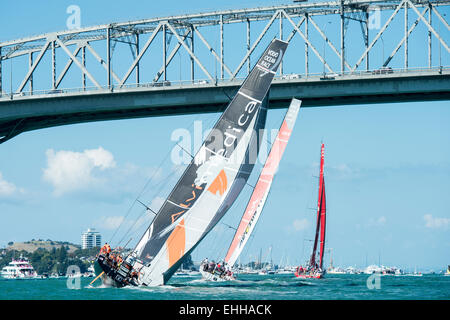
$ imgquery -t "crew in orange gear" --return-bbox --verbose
[100,243,111,257]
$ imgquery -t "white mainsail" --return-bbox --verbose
[224,98,301,268]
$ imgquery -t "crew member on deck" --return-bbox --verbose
[202,258,209,271]
[105,243,111,257]
[100,243,112,258]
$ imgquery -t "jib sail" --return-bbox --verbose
[133,39,289,286]
[224,98,301,268]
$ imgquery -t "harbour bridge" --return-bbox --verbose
[0,0,449,143]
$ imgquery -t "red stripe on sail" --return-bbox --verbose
[224,120,292,264]
[319,178,326,269]
[310,144,325,268]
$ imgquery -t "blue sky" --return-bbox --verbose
[0,1,449,272]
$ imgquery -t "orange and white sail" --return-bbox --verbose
[132,39,289,286]
[224,98,301,268]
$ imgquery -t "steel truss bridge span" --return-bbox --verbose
[0,0,449,143]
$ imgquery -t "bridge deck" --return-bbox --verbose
[0,68,449,143]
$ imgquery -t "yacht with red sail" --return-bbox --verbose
[295,143,327,279]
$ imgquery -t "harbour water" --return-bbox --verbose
[1,273,448,300]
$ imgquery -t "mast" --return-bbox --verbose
[309,143,325,269]
[259,248,262,270]
[270,246,272,268]
[318,164,326,269]
[329,248,333,269]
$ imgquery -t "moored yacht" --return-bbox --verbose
[327,266,346,274]
[363,265,383,274]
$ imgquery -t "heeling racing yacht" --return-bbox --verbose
[0,255,38,279]
[199,98,302,282]
[94,38,289,288]
[295,143,327,279]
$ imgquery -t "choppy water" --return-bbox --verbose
[1,273,449,300]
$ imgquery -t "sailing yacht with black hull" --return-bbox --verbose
[94,38,288,287]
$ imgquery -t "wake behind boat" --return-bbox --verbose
[94,38,289,288]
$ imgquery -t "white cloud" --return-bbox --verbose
[42,147,116,196]
[95,216,125,230]
[0,172,24,197]
[149,196,165,212]
[327,163,362,180]
[93,195,165,233]
[132,196,165,229]
[293,218,309,231]
[0,172,17,196]
[83,148,116,170]
[367,216,387,227]
[377,216,387,225]
[333,163,353,174]
[132,215,150,230]
[424,214,450,229]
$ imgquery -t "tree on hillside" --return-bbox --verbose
[57,246,67,263]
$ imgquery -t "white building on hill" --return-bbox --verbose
[81,228,101,249]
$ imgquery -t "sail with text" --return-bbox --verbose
[224,98,302,268]
[131,39,288,286]
[309,143,326,270]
